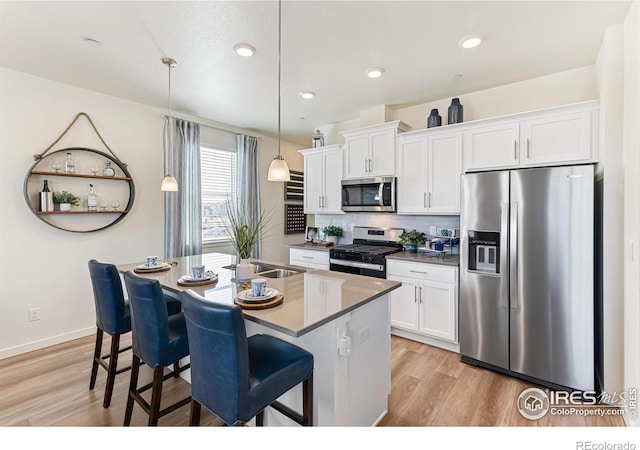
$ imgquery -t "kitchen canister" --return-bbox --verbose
[312,129,325,148]
[427,109,442,128]
[448,98,463,124]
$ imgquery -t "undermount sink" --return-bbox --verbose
[255,268,302,279]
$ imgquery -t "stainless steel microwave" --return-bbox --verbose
[341,177,396,212]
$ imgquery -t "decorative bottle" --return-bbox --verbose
[39,180,53,212]
[102,162,115,177]
[312,129,324,148]
[448,98,463,124]
[87,184,97,211]
[427,109,442,128]
[64,152,75,173]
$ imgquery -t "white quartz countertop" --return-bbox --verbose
[386,251,460,266]
[288,243,333,252]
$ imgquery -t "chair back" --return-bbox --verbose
[123,271,173,367]
[88,259,129,335]
[180,289,250,425]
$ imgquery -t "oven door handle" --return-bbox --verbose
[329,259,385,272]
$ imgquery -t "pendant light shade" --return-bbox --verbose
[161,174,179,191]
[161,57,179,191]
[267,0,290,182]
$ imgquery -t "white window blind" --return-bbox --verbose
[201,146,237,242]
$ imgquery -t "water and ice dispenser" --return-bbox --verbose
[467,231,500,274]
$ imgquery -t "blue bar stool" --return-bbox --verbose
[87,260,181,408]
[180,289,314,426]
[122,271,191,426]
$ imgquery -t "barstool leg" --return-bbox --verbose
[302,372,313,426]
[173,361,180,378]
[148,366,164,426]
[103,333,121,408]
[89,327,103,390]
[189,398,202,426]
[124,355,141,426]
[256,410,265,426]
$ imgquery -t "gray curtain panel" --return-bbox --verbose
[236,134,262,259]
[164,118,202,258]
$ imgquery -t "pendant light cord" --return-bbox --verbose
[277,0,282,159]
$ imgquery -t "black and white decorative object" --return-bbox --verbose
[427,109,442,128]
[448,98,463,124]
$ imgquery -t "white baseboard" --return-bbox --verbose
[0,326,96,360]
[391,327,461,353]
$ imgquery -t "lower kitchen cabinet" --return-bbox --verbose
[289,247,330,270]
[387,259,459,351]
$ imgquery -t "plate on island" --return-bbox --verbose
[136,262,171,270]
[179,273,218,283]
[237,288,279,303]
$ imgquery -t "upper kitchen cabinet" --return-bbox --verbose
[397,129,462,215]
[299,145,344,214]
[340,120,409,179]
[463,100,599,172]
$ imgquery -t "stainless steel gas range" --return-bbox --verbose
[329,226,404,279]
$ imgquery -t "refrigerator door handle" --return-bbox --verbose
[500,202,509,308]
[510,201,519,310]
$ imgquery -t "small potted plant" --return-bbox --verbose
[322,225,344,245]
[398,229,427,253]
[53,190,80,211]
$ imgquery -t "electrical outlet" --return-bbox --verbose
[359,326,370,343]
[29,307,41,322]
[429,226,437,236]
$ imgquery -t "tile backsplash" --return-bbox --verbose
[314,213,460,244]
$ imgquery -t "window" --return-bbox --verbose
[201,146,237,242]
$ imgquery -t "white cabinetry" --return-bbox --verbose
[463,100,598,172]
[289,248,330,270]
[397,129,462,214]
[299,145,343,214]
[387,259,459,350]
[340,121,408,179]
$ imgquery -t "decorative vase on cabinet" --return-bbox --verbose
[427,109,442,128]
[448,98,463,124]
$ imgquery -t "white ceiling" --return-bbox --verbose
[0,1,631,145]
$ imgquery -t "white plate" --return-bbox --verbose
[136,262,171,270]
[179,273,218,283]
[237,288,279,302]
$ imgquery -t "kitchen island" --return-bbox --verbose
[117,252,401,426]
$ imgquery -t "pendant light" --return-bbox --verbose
[161,57,179,191]
[267,0,291,182]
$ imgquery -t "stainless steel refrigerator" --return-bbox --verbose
[460,164,595,392]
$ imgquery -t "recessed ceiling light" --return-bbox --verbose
[459,35,484,49]
[366,67,385,78]
[299,91,316,99]
[83,37,101,47]
[233,43,256,57]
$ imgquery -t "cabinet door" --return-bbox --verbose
[418,280,457,343]
[343,134,369,179]
[322,150,344,213]
[397,136,428,214]
[304,152,324,213]
[388,275,419,331]
[463,122,520,172]
[520,110,592,166]
[428,132,462,214]
[369,128,396,177]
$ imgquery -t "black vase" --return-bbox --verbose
[427,109,442,128]
[448,98,463,124]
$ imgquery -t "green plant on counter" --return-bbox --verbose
[52,190,80,206]
[322,225,344,237]
[221,197,273,260]
[398,229,427,246]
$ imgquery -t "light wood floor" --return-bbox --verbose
[0,333,624,427]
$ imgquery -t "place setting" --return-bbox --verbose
[177,264,218,287]
[235,277,283,310]
[134,256,173,274]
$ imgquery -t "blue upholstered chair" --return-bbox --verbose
[180,289,314,426]
[122,271,191,426]
[87,259,181,408]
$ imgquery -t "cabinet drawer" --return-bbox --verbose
[387,260,457,284]
[290,248,330,266]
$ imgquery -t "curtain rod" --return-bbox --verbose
[164,114,250,137]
